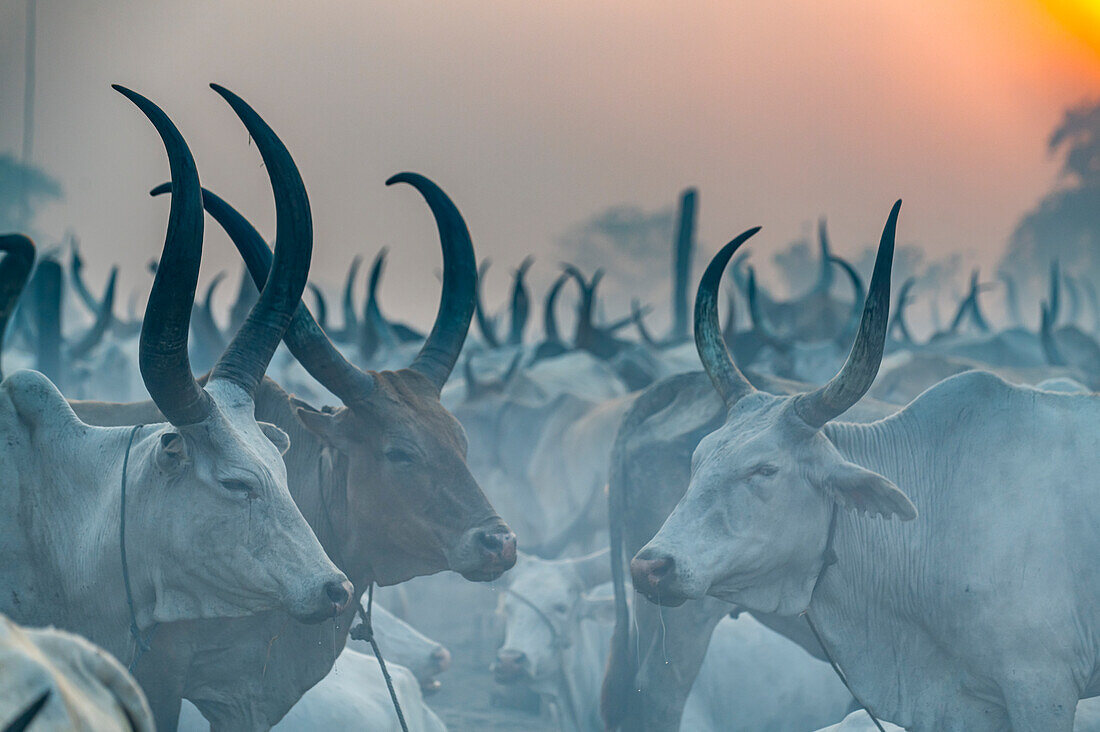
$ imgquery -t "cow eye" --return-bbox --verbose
[756,464,779,477]
[221,479,255,496]
[552,603,569,615]
[384,447,416,465]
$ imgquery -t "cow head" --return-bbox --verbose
[188,171,517,586]
[494,551,612,688]
[115,85,350,624]
[632,203,916,616]
[296,365,513,584]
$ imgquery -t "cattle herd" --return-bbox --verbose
[2,86,1100,732]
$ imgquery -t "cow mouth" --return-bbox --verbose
[492,663,532,685]
[461,563,511,582]
[638,589,689,607]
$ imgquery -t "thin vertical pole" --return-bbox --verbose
[20,0,37,227]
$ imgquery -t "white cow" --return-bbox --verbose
[818,700,1100,732]
[177,649,446,732]
[496,552,851,731]
[0,613,154,731]
[634,205,1100,730]
[0,87,350,665]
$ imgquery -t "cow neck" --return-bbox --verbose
[252,382,365,593]
[119,423,158,672]
[28,422,157,660]
[806,415,936,729]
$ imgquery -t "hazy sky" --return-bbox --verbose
[1,0,1098,327]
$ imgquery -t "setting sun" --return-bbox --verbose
[1038,0,1100,56]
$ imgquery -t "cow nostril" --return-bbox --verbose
[324,580,352,608]
[650,556,673,580]
[478,530,503,552]
[631,554,675,592]
[478,529,517,560]
[497,649,527,667]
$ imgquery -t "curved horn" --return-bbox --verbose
[745,267,787,350]
[631,299,660,348]
[812,217,835,295]
[187,270,229,369]
[503,347,525,384]
[360,247,397,359]
[206,84,313,399]
[793,200,901,428]
[1081,278,1100,334]
[829,255,865,347]
[542,270,571,344]
[202,271,227,314]
[969,270,991,333]
[365,248,388,326]
[889,277,916,345]
[32,259,63,386]
[670,188,697,342]
[1040,301,1067,367]
[474,259,501,349]
[4,690,51,732]
[997,271,1023,327]
[114,84,212,425]
[68,267,117,360]
[68,236,100,313]
[694,227,762,408]
[463,353,483,400]
[1049,261,1061,328]
[152,182,377,406]
[307,283,327,332]
[508,255,534,346]
[721,292,738,347]
[947,273,974,335]
[227,266,259,335]
[388,173,477,391]
[1064,274,1082,326]
[339,255,362,342]
[0,234,36,379]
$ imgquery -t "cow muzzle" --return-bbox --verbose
[294,577,355,623]
[630,550,690,607]
[452,522,517,581]
[419,646,452,694]
[492,648,531,684]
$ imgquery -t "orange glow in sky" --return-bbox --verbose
[1038,0,1100,57]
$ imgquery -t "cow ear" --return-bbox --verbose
[258,421,291,456]
[157,431,189,471]
[822,461,917,521]
[295,406,339,444]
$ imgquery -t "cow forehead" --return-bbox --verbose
[695,395,791,462]
[355,371,467,448]
[177,383,285,475]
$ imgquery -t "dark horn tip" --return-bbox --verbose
[386,172,416,187]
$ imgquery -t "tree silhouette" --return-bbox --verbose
[1001,100,1100,290]
[0,153,62,235]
